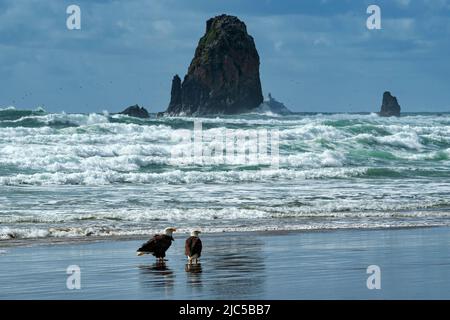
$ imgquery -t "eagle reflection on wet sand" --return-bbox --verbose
[185,263,203,287]
[185,262,203,273]
[138,262,175,295]
[136,233,265,299]
[138,262,174,276]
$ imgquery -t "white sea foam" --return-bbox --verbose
[2,202,449,227]
[0,167,371,185]
[0,226,50,240]
[1,112,450,240]
[354,131,423,150]
[1,219,449,240]
[0,106,16,111]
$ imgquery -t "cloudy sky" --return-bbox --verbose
[1,0,449,113]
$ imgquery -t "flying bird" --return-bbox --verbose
[185,230,202,264]
[136,227,176,262]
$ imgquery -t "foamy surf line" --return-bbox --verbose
[1,222,449,247]
[0,167,369,185]
[2,167,450,186]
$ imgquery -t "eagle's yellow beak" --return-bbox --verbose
[136,251,145,256]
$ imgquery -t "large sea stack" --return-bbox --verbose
[166,14,263,116]
[379,91,401,117]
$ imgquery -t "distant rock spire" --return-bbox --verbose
[254,93,292,114]
[379,91,401,117]
[168,74,182,112]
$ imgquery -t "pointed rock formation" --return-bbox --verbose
[166,14,263,116]
[168,75,182,112]
[119,105,149,118]
[379,91,401,117]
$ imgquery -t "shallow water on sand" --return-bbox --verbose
[1,227,449,299]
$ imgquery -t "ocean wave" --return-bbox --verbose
[0,167,369,185]
[0,106,17,111]
[1,112,450,243]
[2,201,450,226]
[1,112,450,183]
[2,219,449,240]
[354,132,423,150]
[0,139,346,173]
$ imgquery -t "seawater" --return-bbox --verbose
[1,107,450,240]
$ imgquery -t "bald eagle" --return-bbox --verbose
[137,227,176,261]
[185,230,202,264]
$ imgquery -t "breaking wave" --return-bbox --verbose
[1,110,450,241]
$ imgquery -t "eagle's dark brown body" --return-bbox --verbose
[185,236,202,259]
[137,234,174,259]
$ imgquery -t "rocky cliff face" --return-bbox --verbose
[379,92,401,117]
[166,14,263,115]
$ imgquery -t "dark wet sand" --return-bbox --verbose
[1,227,450,299]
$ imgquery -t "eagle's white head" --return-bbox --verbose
[190,230,201,237]
[164,227,177,236]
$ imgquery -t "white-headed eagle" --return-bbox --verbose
[185,230,202,264]
[136,227,176,261]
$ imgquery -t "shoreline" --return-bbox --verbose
[0,224,445,249]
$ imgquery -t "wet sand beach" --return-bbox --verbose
[1,227,450,299]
